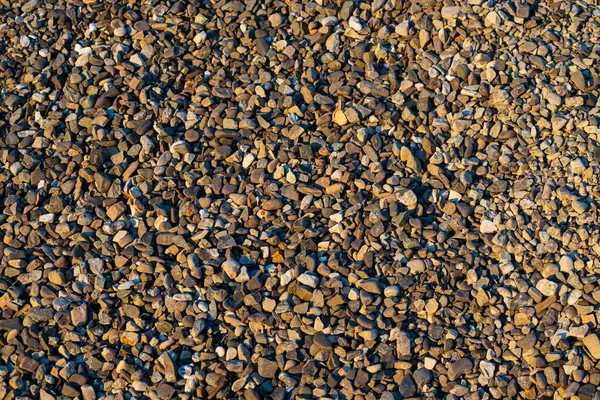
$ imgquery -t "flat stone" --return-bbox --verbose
[297,273,319,288]
[18,356,40,372]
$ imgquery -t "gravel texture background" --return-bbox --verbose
[1,0,600,399]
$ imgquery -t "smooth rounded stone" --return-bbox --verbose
[348,16,364,31]
[114,27,129,37]
[136,120,154,135]
[255,38,270,55]
[21,0,40,12]
[262,198,283,210]
[20,35,31,47]
[132,381,147,392]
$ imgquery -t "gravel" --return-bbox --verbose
[1,0,600,399]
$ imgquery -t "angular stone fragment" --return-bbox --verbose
[71,304,88,326]
[359,279,382,294]
[310,332,332,356]
[480,220,497,233]
[257,358,278,378]
[448,358,473,381]
[18,356,40,372]
[397,189,417,206]
[222,260,241,279]
[396,331,411,357]
[486,11,502,26]
[536,279,558,297]
[399,375,416,397]
[94,172,112,193]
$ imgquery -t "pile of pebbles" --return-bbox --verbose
[1,0,600,398]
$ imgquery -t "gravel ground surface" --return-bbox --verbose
[1,0,600,399]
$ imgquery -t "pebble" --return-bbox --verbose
[397,189,417,206]
[257,358,278,379]
[480,219,498,234]
[441,6,461,20]
[398,375,416,397]
[414,368,433,386]
[448,358,474,381]
[221,259,241,279]
[348,17,364,32]
[536,279,558,297]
